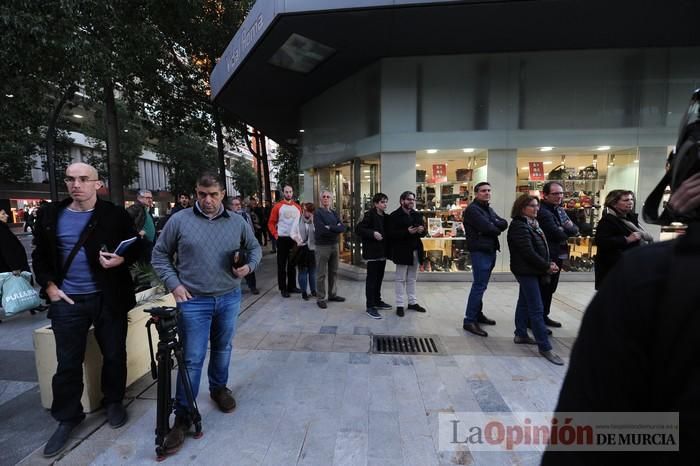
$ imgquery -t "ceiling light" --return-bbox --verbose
[299,129,305,133]
[72,114,84,119]
[597,146,611,151]
[578,166,586,169]
[539,147,554,152]
[5,94,13,98]
[462,148,475,153]
[416,164,420,167]
[543,161,553,165]
[521,166,529,170]
[634,159,639,163]
[123,129,129,133]
[363,169,370,173]
[426,149,438,154]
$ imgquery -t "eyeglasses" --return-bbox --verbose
[64,176,99,184]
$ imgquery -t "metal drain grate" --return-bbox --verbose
[372,334,446,355]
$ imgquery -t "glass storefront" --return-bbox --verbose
[516,147,639,272]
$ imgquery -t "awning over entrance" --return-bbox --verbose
[211,0,700,145]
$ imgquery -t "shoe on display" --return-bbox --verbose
[317,300,328,309]
[106,402,128,428]
[366,308,382,319]
[477,313,496,325]
[407,303,426,313]
[513,335,537,345]
[463,322,488,337]
[396,306,405,317]
[375,301,392,309]
[539,350,564,366]
[210,387,236,413]
[43,420,83,458]
[328,295,346,302]
[544,316,562,328]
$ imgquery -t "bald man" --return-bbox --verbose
[32,163,142,457]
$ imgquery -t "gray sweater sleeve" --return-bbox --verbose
[242,220,262,272]
[152,215,182,292]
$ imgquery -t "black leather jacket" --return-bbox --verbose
[356,208,386,260]
[507,216,550,276]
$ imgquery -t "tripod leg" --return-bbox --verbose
[154,342,173,459]
[173,345,203,438]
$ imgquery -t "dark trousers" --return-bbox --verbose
[539,257,563,317]
[276,236,297,292]
[365,260,386,308]
[245,272,257,290]
[49,292,127,423]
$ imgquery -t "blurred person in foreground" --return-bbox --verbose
[543,89,700,465]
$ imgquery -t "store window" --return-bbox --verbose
[516,147,639,271]
[415,149,487,272]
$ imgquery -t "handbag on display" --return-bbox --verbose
[0,271,41,317]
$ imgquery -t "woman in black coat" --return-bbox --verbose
[0,209,30,273]
[507,195,563,365]
[355,193,392,318]
[594,190,653,290]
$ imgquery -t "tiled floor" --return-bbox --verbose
[2,246,595,465]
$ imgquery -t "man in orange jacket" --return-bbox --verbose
[267,185,302,297]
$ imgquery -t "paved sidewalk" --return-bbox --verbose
[2,253,596,465]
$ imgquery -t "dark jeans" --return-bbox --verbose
[539,257,563,317]
[366,260,386,308]
[49,292,127,423]
[276,236,297,292]
[514,275,552,352]
[463,251,496,324]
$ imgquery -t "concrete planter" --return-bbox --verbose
[33,290,175,412]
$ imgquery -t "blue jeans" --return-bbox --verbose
[174,288,241,416]
[298,264,317,294]
[513,275,552,352]
[463,251,496,324]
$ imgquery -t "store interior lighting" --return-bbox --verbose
[540,146,554,152]
[462,148,475,153]
[426,149,438,154]
[72,114,84,119]
[597,145,611,151]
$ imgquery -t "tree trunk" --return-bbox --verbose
[243,124,264,201]
[259,131,272,205]
[103,81,124,206]
[212,105,227,191]
[46,85,77,201]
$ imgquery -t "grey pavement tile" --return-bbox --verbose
[0,349,38,382]
[353,326,370,335]
[439,335,493,356]
[348,353,370,365]
[308,352,330,363]
[320,325,338,334]
[1,386,55,466]
[295,333,335,352]
[256,332,301,351]
[333,334,370,353]
[233,331,269,349]
[0,380,37,407]
[468,379,511,413]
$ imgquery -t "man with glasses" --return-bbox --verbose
[313,190,346,309]
[537,181,579,330]
[127,189,156,263]
[387,191,427,316]
[462,182,508,337]
[32,163,141,457]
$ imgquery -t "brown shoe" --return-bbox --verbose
[210,387,236,413]
[163,415,190,454]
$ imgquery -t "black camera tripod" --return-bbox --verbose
[146,306,203,461]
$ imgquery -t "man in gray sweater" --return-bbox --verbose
[152,173,261,455]
[314,190,346,309]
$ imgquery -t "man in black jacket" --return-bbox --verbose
[32,163,140,458]
[126,189,156,263]
[356,192,392,319]
[537,181,579,329]
[462,182,508,337]
[387,191,427,316]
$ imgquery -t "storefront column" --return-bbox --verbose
[380,151,416,209]
[486,149,517,273]
[637,146,668,239]
[302,169,314,203]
